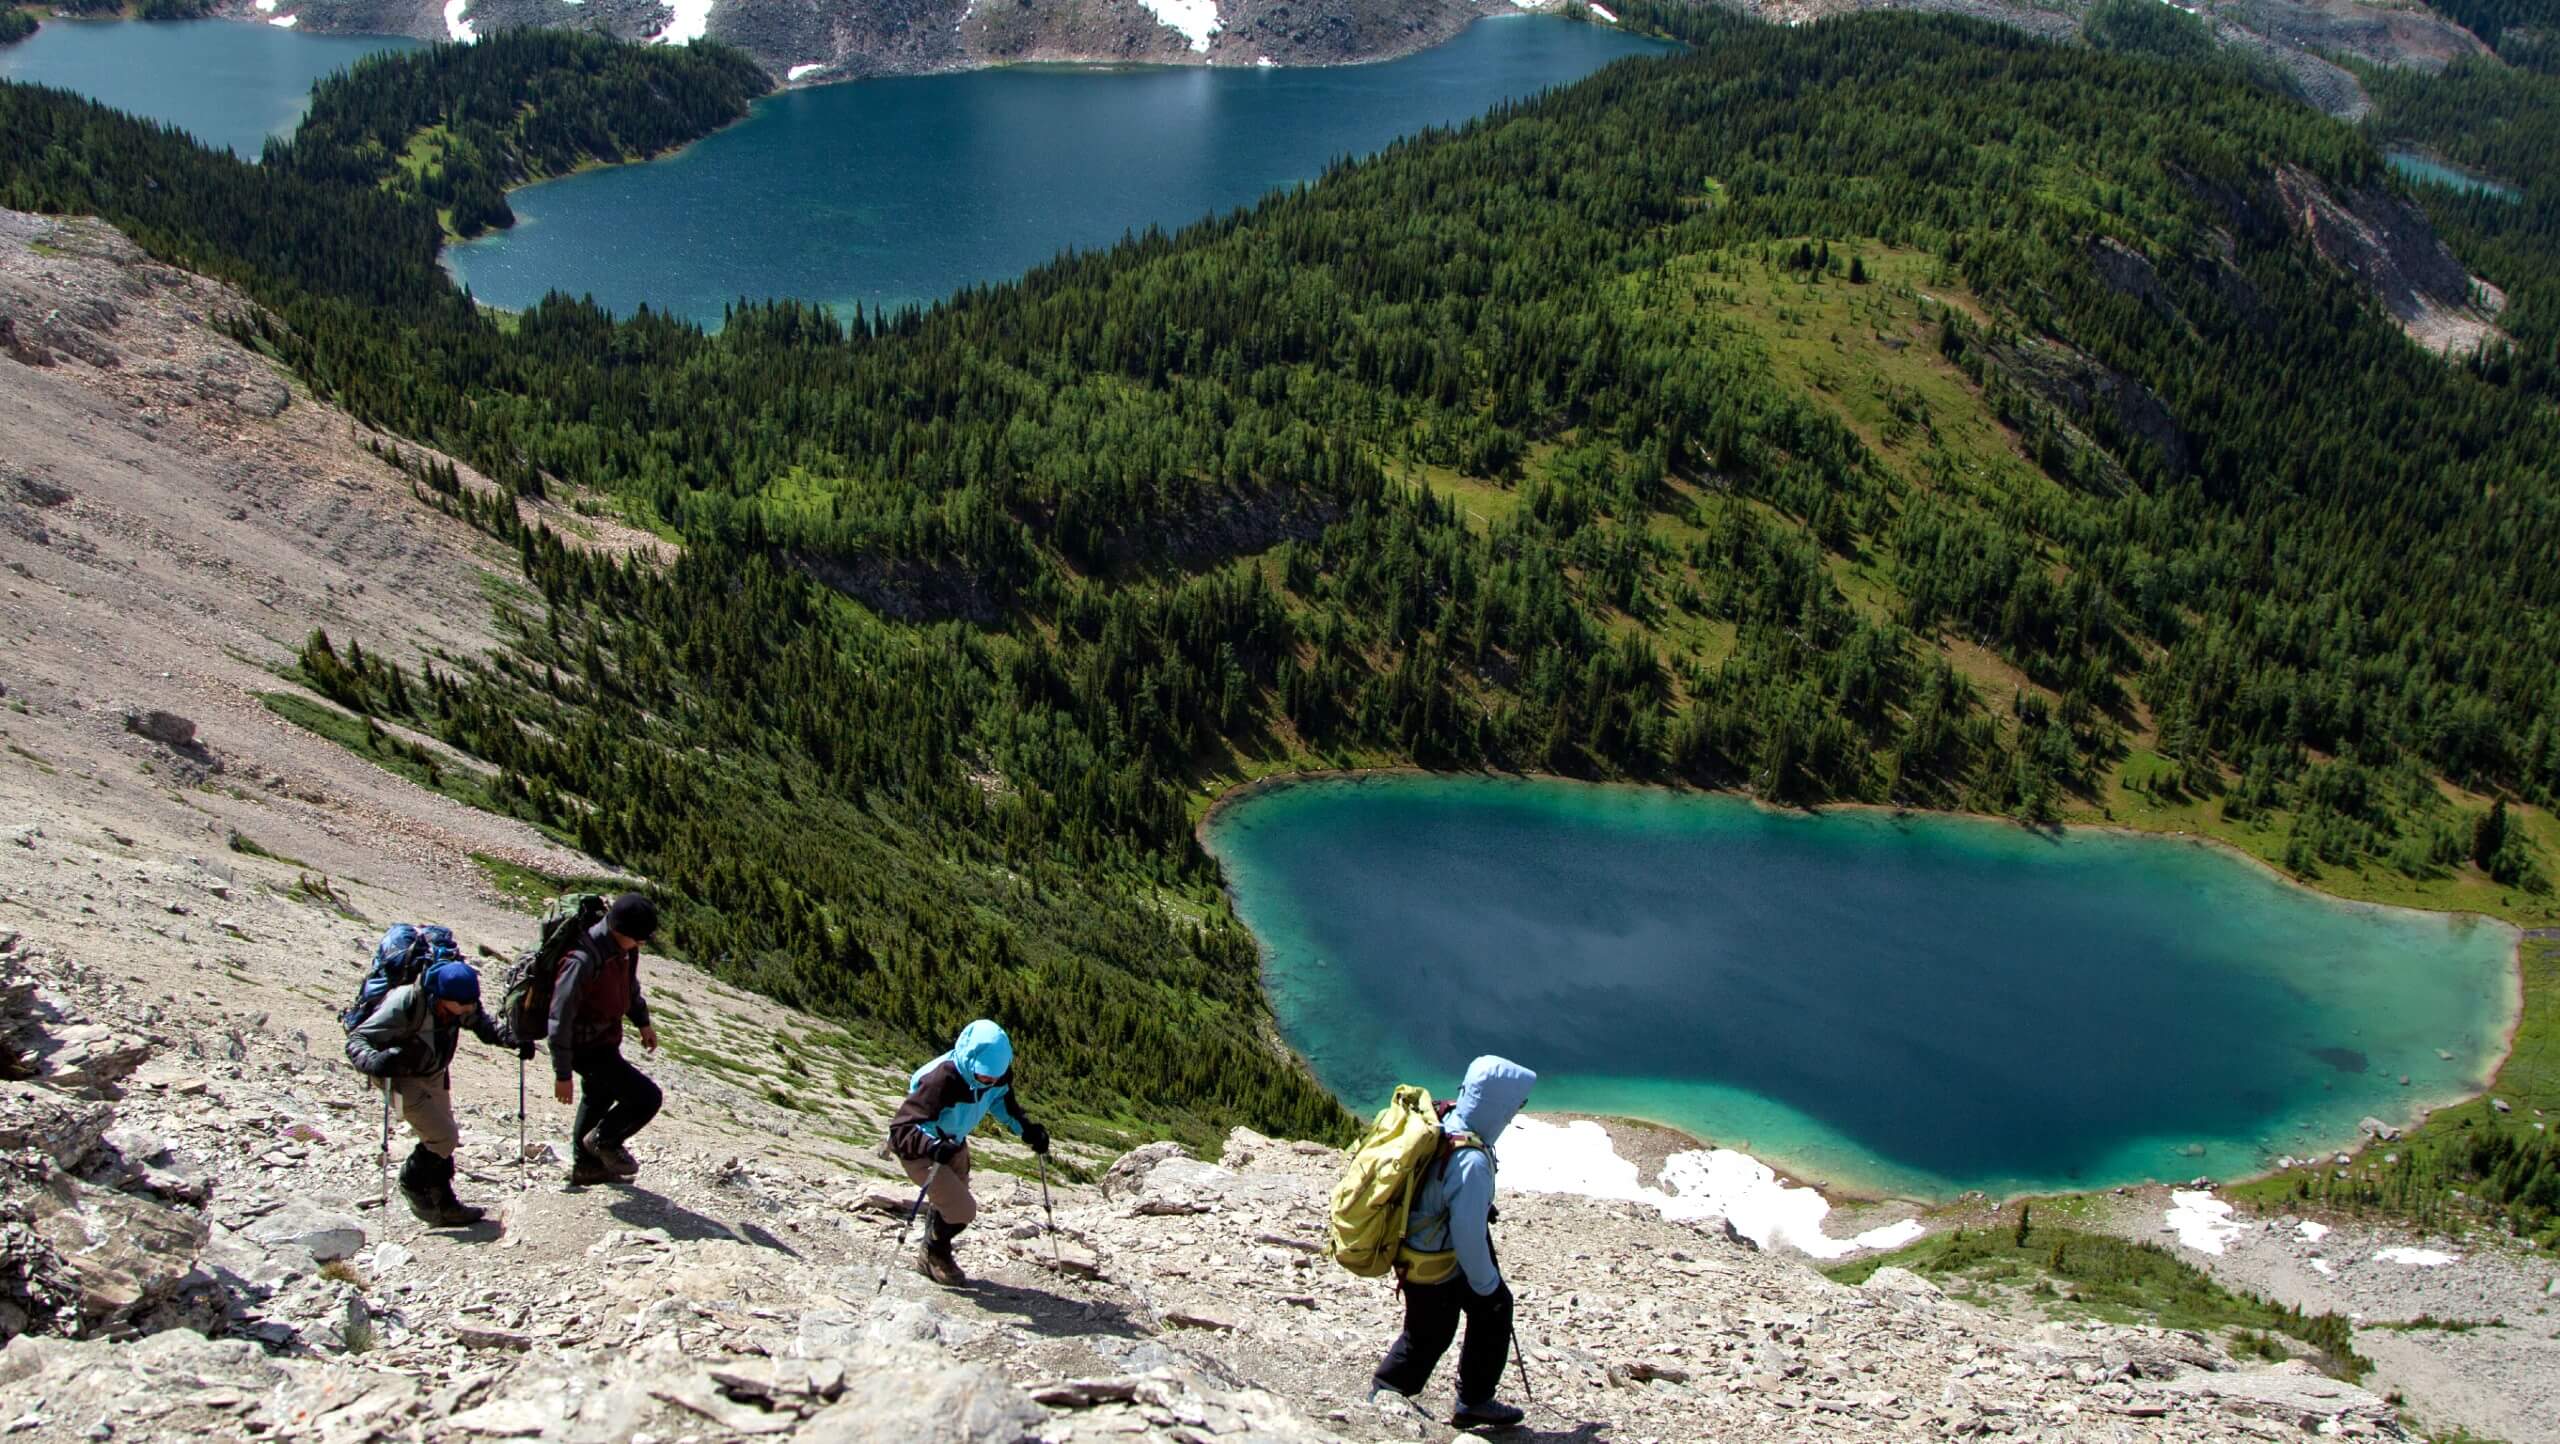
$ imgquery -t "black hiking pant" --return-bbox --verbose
[571,1045,662,1163]
[1372,1277,1513,1407]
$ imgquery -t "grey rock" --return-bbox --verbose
[23,1024,151,1096]
[798,1346,1044,1444]
[241,1200,365,1262]
[0,1081,111,1168]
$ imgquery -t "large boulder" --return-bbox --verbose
[797,1345,1044,1444]
[1100,1140,1186,1198]
[241,1201,367,1263]
[17,1022,151,1097]
[0,1080,110,1168]
[15,1173,208,1331]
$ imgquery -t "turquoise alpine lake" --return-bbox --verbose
[444,17,1676,326]
[0,19,418,158]
[2387,149,2521,203]
[1204,776,2518,1201]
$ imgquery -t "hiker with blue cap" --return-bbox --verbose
[887,1019,1050,1285]
[1371,1054,1538,1429]
[346,957,515,1226]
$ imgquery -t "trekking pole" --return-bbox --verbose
[1037,1153,1063,1273]
[1510,1322,1537,1406]
[873,1163,940,1298]
[517,1054,528,1190]
[378,1080,393,1212]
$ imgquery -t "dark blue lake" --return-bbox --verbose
[444,16,1675,324]
[0,18,417,158]
[1205,777,2517,1200]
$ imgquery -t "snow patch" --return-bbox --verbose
[787,62,826,82]
[1587,2,1618,20]
[1496,1117,1920,1260]
[2164,1191,2245,1255]
[2374,1247,2458,1267]
[2308,1257,2336,1276]
[253,0,276,12]
[443,0,478,42]
[2296,1220,2331,1243]
[267,12,297,24]
[650,0,714,45]
[1254,55,1276,68]
[1135,0,1220,54]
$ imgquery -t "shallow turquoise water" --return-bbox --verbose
[444,16,1675,325]
[2388,149,2520,203]
[0,19,418,158]
[1205,777,2517,1200]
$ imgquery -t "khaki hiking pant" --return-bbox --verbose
[381,1069,459,1158]
[901,1145,975,1228]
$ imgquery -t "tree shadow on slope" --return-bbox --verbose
[966,1278,1148,1342]
[606,1185,803,1259]
[1508,1424,1610,1444]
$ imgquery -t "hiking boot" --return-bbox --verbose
[401,1182,481,1228]
[582,1129,639,1177]
[565,1159,617,1187]
[398,1147,479,1225]
[918,1240,968,1287]
[1452,1400,1526,1430]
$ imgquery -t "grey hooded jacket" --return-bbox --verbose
[346,983,511,1078]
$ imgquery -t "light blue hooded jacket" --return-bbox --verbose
[889,1019,1028,1159]
[1404,1055,1536,1296]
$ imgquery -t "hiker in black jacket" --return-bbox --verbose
[346,960,513,1226]
[549,893,663,1187]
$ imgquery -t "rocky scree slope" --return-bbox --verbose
[0,205,2428,1443]
[218,0,1503,85]
[1706,0,2489,119]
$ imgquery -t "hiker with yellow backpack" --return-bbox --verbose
[1328,1055,1538,1430]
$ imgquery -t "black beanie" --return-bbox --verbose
[606,892,659,942]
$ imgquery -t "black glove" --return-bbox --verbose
[929,1137,964,1166]
[1021,1122,1051,1156]
[518,1041,539,1061]
[346,1040,394,1078]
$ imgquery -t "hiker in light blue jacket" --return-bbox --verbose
[887,1019,1050,1285]
[1372,1054,1537,1429]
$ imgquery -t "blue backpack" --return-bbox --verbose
[340,924,463,1032]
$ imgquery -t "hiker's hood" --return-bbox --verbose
[951,1019,1013,1085]
[1448,1055,1536,1147]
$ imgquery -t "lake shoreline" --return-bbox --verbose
[436,13,1675,325]
[1202,764,2527,1220]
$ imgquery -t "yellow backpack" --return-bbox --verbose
[1324,1085,1479,1280]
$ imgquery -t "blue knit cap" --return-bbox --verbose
[422,961,481,1006]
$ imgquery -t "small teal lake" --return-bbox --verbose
[1205,777,2517,1201]
[2388,149,2520,203]
[445,16,1675,325]
[0,19,417,158]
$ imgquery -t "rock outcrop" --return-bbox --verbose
[0,942,211,1340]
